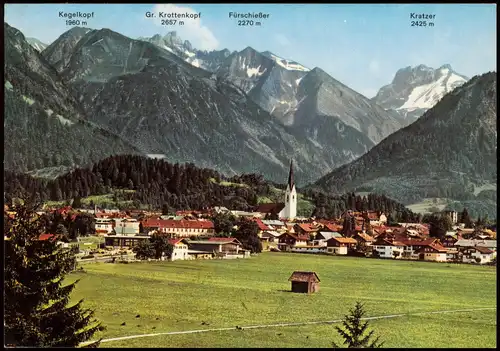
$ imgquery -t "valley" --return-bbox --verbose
[3,4,496,350]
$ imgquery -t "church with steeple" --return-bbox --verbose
[279,159,297,220]
[254,159,298,220]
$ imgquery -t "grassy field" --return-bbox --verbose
[406,197,451,214]
[45,190,136,208]
[69,253,496,348]
[209,178,249,188]
[75,236,105,251]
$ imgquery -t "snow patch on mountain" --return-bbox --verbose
[26,37,48,52]
[261,51,310,72]
[247,65,264,78]
[162,45,174,53]
[147,154,167,159]
[398,67,468,111]
[56,114,74,126]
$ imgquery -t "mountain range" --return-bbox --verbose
[4,24,406,185]
[4,23,140,174]
[312,72,497,218]
[4,24,496,217]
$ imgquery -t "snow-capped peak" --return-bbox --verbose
[373,64,469,121]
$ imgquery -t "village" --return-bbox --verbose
[6,162,496,266]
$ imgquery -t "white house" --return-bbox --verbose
[379,213,387,224]
[313,231,342,247]
[455,240,497,252]
[326,246,348,255]
[95,218,114,235]
[415,243,448,262]
[372,238,406,259]
[461,246,496,264]
[261,230,281,242]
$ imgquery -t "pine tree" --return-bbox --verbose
[4,202,103,347]
[332,301,384,348]
[234,219,262,253]
[150,234,170,259]
[429,214,452,238]
[72,195,82,209]
[459,208,473,228]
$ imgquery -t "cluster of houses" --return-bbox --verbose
[23,203,495,265]
[254,215,496,264]
[5,162,497,265]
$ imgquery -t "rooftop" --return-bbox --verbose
[288,271,320,283]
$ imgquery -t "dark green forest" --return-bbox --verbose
[4,155,420,222]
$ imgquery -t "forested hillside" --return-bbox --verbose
[4,155,418,222]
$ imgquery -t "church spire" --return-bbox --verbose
[287,159,295,189]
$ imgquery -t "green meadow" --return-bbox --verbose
[69,253,496,348]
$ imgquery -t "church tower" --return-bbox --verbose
[282,159,297,220]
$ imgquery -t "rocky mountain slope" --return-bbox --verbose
[40,26,381,185]
[26,37,48,52]
[140,32,406,147]
[216,47,405,146]
[312,72,497,218]
[4,22,141,173]
[137,32,235,72]
[42,26,92,72]
[373,64,469,122]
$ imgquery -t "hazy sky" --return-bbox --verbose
[4,3,496,98]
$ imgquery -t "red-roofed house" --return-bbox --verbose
[254,203,286,217]
[39,234,57,241]
[399,238,440,259]
[294,223,319,237]
[354,232,374,246]
[278,232,309,251]
[55,206,72,216]
[414,243,448,262]
[208,237,241,244]
[323,223,343,233]
[326,237,358,255]
[253,219,271,236]
[142,219,215,238]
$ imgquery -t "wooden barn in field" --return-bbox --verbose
[288,271,320,294]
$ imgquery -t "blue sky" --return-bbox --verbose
[4,3,496,97]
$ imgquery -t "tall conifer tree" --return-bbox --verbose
[4,202,103,347]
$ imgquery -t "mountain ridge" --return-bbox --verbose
[373,64,469,122]
[22,25,408,185]
[312,71,497,218]
[4,22,142,173]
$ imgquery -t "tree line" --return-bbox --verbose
[6,155,420,221]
